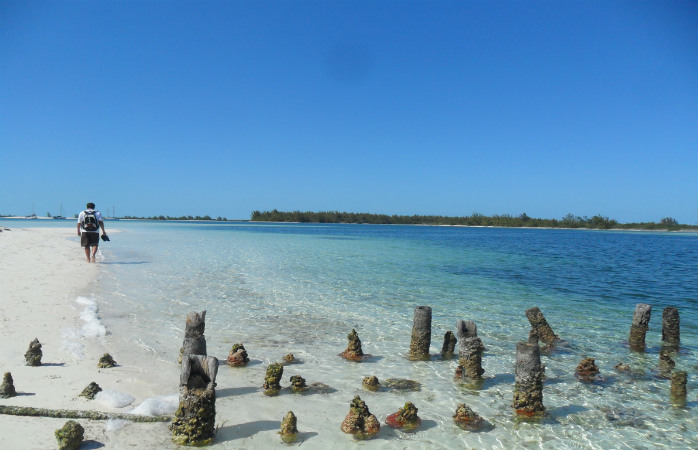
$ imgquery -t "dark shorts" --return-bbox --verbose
[81,232,100,247]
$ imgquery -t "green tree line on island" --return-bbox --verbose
[119,215,230,221]
[250,210,697,231]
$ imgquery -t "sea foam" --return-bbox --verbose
[60,296,107,359]
[129,393,178,416]
[95,389,135,408]
[75,296,107,338]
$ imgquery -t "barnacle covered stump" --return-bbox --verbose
[170,354,219,446]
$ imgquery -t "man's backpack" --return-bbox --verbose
[83,210,99,231]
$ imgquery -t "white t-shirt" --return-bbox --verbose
[77,209,103,232]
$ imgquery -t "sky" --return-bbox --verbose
[1,0,696,223]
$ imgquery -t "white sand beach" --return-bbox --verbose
[0,228,180,449]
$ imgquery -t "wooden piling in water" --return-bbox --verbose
[455,320,484,379]
[513,342,545,416]
[628,303,652,351]
[662,307,680,346]
[441,331,457,359]
[525,307,559,345]
[670,371,687,406]
[409,306,432,360]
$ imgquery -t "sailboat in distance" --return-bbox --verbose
[53,203,66,219]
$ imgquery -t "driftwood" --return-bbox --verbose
[0,404,171,422]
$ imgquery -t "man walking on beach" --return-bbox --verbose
[77,202,106,263]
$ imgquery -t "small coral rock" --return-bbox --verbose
[340,395,380,439]
[227,343,250,366]
[1,372,17,398]
[25,338,42,366]
[362,375,380,391]
[386,402,421,431]
[263,363,283,394]
[340,329,365,361]
[55,420,84,450]
[79,382,102,400]
[97,353,116,368]
[614,362,630,372]
[575,357,600,381]
[453,403,486,431]
[280,410,299,443]
[289,375,309,393]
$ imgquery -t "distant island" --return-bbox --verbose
[250,210,697,231]
[5,211,694,231]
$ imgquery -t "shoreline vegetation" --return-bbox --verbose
[2,211,695,231]
[250,210,697,231]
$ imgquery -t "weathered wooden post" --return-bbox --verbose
[457,320,478,339]
[441,331,457,359]
[670,371,687,406]
[25,338,42,366]
[513,342,545,416]
[525,307,559,345]
[179,311,207,363]
[455,320,485,379]
[662,307,680,346]
[628,303,651,351]
[409,306,432,360]
[170,354,219,445]
[659,347,676,377]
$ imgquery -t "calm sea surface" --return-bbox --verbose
[6,220,698,449]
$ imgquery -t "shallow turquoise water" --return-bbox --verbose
[6,219,697,449]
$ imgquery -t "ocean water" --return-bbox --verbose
[7,219,698,448]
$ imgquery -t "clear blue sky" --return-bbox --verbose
[2,0,696,223]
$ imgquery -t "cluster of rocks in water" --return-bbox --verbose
[0,302,691,447]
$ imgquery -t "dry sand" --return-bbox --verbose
[0,228,180,449]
